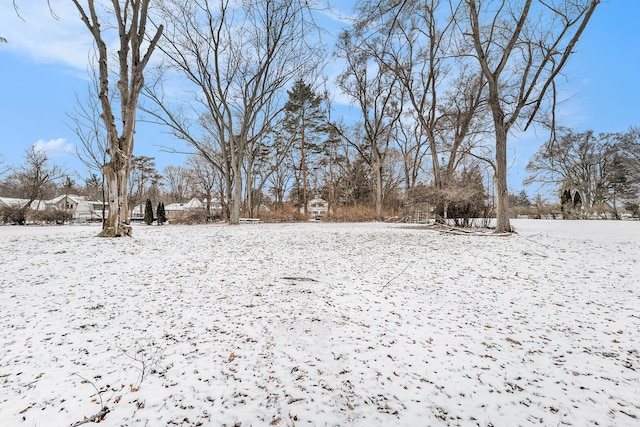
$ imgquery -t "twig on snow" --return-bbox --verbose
[380,261,412,292]
[69,406,110,426]
[70,374,109,426]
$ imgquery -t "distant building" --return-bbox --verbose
[0,197,33,209]
[46,194,106,222]
[302,195,330,219]
[0,195,106,223]
[165,198,223,220]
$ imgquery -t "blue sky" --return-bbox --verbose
[1,0,638,197]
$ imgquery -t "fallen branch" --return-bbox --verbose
[380,262,412,292]
[70,406,110,426]
[70,374,109,426]
[408,223,513,236]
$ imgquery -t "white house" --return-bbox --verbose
[164,198,223,220]
[164,198,204,218]
[302,195,330,219]
[46,194,106,222]
[0,197,47,211]
[0,195,105,223]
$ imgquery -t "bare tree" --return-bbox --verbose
[67,69,109,224]
[71,0,163,236]
[7,147,63,223]
[163,165,189,203]
[128,155,161,213]
[463,0,599,232]
[619,127,640,181]
[352,0,455,191]
[348,0,488,221]
[393,117,429,203]
[185,153,224,221]
[525,129,638,214]
[148,0,322,224]
[335,29,404,221]
[0,154,9,177]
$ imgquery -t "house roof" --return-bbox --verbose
[0,197,47,210]
[47,194,87,205]
[0,197,28,208]
[165,198,204,212]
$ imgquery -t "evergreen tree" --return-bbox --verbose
[573,191,582,209]
[560,189,572,214]
[282,79,326,214]
[144,198,154,225]
[157,201,167,225]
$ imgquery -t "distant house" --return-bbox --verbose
[163,198,223,221]
[0,195,105,223]
[46,194,106,222]
[0,197,47,211]
[302,195,330,219]
[164,198,204,219]
[0,197,28,209]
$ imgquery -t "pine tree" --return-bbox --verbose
[157,201,167,225]
[282,79,326,215]
[573,191,583,218]
[144,198,154,225]
[560,189,572,214]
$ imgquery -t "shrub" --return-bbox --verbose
[169,209,209,225]
[144,199,154,225]
[260,204,307,223]
[325,205,379,222]
[157,202,167,225]
[0,206,26,224]
[33,208,72,224]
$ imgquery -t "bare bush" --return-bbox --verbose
[32,208,73,225]
[0,205,25,224]
[168,209,213,225]
[260,204,307,223]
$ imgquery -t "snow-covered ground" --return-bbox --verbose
[0,220,638,426]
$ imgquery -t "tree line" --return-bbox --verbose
[2,124,638,224]
[3,0,609,234]
[525,127,640,218]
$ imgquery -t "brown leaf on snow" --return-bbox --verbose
[506,337,522,346]
[227,352,237,363]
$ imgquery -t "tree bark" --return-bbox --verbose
[73,0,162,237]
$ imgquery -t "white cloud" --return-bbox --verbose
[33,138,74,157]
[0,1,109,71]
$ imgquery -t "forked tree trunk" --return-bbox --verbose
[99,149,133,237]
[467,0,599,233]
[72,0,162,237]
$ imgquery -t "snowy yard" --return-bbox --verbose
[0,220,639,426]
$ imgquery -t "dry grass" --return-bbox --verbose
[259,204,308,223]
[325,205,397,222]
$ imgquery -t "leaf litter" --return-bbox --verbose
[0,220,639,426]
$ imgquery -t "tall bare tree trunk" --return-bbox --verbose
[466,0,599,233]
[374,154,384,221]
[72,0,162,237]
[493,118,510,232]
[102,151,132,235]
[230,135,243,224]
